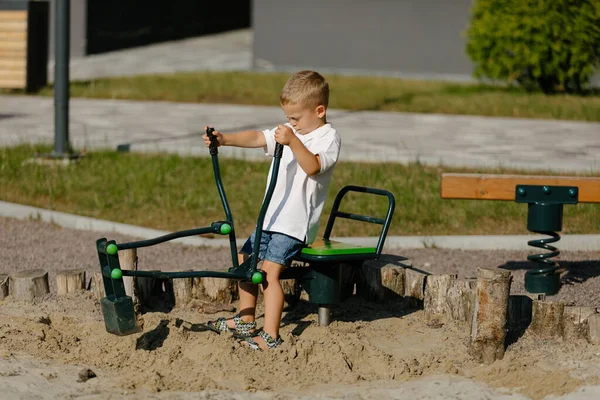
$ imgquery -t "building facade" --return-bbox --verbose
[252,0,600,85]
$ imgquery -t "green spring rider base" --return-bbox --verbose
[515,185,579,295]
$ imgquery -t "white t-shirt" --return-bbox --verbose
[260,123,341,244]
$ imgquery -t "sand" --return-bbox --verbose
[1,216,600,399]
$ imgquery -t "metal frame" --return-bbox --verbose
[96,129,397,332]
[97,128,284,309]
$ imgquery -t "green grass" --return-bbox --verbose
[4,71,599,121]
[2,145,599,238]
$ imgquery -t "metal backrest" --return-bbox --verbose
[323,185,396,258]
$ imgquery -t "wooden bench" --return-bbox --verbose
[441,173,600,203]
[0,2,48,91]
[440,173,600,295]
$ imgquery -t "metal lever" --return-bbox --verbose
[206,127,218,155]
[274,142,283,158]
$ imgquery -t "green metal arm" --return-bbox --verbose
[117,269,249,280]
[229,143,284,275]
[207,127,239,268]
[111,222,229,251]
[96,131,286,335]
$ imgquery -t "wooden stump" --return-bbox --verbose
[405,268,427,308]
[529,300,565,338]
[0,274,9,300]
[171,270,193,306]
[10,269,50,301]
[194,277,237,303]
[90,271,105,300]
[56,269,86,295]
[358,259,405,303]
[281,278,301,308]
[563,306,596,340]
[299,284,310,302]
[447,278,477,324]
[587,314,600,344]
[119,249,137,297]
[469,267,512,365]
[424,274,457,315]
[287,261,310,303]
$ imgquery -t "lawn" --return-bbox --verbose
[2,71,598,121]
[2,145,598,238]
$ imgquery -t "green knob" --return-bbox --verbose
[569,188,578,197]
[517,187,526,196]
[543,186,551,194]
[106,244,118,255]
[111,268,123,280]
[251,271,263,284]
[220,223,232,234]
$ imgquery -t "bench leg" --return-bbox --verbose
[318,305,331,326]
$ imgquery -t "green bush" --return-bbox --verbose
[466,0,600,93]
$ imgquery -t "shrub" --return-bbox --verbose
[466,0,600,93]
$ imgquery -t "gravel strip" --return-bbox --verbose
[2,216,598,306]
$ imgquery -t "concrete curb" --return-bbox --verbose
[2,200,600,251]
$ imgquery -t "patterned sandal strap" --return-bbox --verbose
[209,317,230,332]
[244,336,262,351]
[243,331,282,351]
[233,315,257,336]
[258,331,282,349]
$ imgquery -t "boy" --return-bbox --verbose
[203,70,341,350]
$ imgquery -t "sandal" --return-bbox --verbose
[206,314,257,337]
[242,330,283,351]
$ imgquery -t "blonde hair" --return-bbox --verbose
[280,70,329,109]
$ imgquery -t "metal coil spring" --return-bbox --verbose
[526,230,560,276]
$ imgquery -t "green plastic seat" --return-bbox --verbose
[297,239,377,262]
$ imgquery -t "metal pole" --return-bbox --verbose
[317,305,331,326]
[54,0,70,156]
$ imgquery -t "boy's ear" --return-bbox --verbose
[315,105,326,118]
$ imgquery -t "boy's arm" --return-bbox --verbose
[203,127,266,148]
[222,130,267,148]
[288,140,321,176]
[274,124,321,176]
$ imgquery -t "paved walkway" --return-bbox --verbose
[1,28,598,172]
[1,95,599,172]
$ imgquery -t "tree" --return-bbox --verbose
[466,0,600,93]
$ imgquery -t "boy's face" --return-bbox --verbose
[281,103,326,135]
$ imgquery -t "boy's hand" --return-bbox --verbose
[275,124,297,145]
[203,126,223,147]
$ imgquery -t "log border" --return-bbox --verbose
[2,258,595,345]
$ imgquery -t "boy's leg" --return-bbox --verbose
[247,260,285,349]
[238,253,259,323]
[262,260,285,335]
[239,231,302,349]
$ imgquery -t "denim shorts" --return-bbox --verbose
[240,230,305,267]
